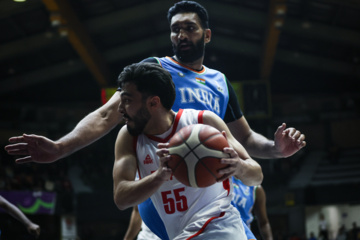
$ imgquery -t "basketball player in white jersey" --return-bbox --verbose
[113,62,263,240]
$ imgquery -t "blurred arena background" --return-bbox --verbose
[0,0,359,239]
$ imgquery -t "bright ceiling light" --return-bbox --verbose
[13,0,27,2]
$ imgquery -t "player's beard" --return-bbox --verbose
[126,105,151,136]
[172,34,205,63]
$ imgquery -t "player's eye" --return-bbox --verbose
[122,98,130,104]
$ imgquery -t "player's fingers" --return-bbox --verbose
[4,143,28,151]
[156,148,169,157]
[23,134,43,144]
[15,156,33,164]
[157,143,169,149]
[291,130,301,140]
[275,123,286,137]
[6,149,30,156]
[218,163,235,174]
[221,131,227,140]
[298,139,306,148]
[8,136,25,143]
[297,133,306,142]
[286,128,296,138]
[216,174,230,182]
[222,147,237,157]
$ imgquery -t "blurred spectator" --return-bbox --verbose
[319,213,328,240]
[336,225,347,240]
[348,222,360,240]
[309,232,317,240]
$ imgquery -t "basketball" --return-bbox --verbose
[167,124,230,188]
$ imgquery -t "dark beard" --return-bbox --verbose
[127,106,151,136]
[172,35,205,63]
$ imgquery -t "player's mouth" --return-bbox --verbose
[178,41,192,51]
[122,114,131,123]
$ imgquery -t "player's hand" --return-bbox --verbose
[156,143,173,181]
[274,123,306,158]
[5,134,61,164]
[27,223,40,238]
[216,146,244,182]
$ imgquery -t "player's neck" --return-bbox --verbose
[173,55,204,71]
[144,110,175,136]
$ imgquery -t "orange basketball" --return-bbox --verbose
[167,124,229,188]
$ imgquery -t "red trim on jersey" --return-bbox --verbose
[186,212,226,239]
[198,110,205,123]
[223,178,231,196]
[147,109,184,143]
[133,136,141,179]
[166,56,206,74]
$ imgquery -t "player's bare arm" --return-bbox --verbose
[202,111,263,186]
[227,117,306,159]
[254,186,273,240]
[5,91,122,164]
[123,205,142,240]
[113,126,170,210]
[0,196,41,238]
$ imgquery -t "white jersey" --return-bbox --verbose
[135,108,245,240]
[137,221,161,240]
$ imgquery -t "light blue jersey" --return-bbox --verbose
[155,57,229,119]
[231,177,257,228]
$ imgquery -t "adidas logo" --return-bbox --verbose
[144,154,153,164]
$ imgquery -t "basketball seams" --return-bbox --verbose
[168,124,230,188]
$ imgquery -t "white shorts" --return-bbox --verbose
[173,208,246,240]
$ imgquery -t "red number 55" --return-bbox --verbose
[161,187,188,214]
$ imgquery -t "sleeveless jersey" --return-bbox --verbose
[135,109,243,240]
[231,177,257,228]
[154,57,229,119]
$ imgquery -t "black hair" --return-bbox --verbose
[167,1,209,29]
[117,63,175,110]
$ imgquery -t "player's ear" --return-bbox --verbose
[204,29,211,44]
[149,96,160,108]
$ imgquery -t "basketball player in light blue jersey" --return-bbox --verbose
[232,178,273,240]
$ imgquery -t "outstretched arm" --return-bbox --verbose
[203,111,263,186]
[227,117,306,159]
[253,186,273,240]
[5,91,122,164]
[123,205,142,240]
[0,196,41,238]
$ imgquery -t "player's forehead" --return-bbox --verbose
[170,12,202,27]
[120,83,141,98]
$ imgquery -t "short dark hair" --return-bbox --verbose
[167,1,209,29]
[117,63,176,110]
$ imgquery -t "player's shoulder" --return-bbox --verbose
[140,57,161,64]
[203,64,225,75]
[116,125,136,148]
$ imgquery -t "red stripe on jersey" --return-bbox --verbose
[133,135,141,179]
[198,110,205,123]
[223,178,230,196]
[147,109,184,143]
[186,212,226,239]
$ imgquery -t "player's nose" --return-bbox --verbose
[178,29,187,40]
